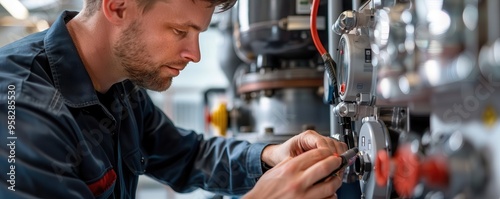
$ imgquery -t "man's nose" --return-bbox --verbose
[180,37,201,63]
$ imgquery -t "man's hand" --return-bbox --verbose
[262,130,348,167]
[243,148,343,199]
[242,131,348,199]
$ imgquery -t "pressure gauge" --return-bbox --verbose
[336,34,373,102]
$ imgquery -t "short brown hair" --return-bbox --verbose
[83,0,236,17]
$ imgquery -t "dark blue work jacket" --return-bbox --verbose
[0,11,266,199]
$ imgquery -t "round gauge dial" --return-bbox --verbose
[337,36,349,97]
[335,34,373,102]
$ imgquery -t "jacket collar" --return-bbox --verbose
[44,11,100,108]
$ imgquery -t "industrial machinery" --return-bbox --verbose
[211,0,334,143]
[211,0,500,198]
[317,0,500,198]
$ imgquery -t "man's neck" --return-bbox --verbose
[66,12,126,93]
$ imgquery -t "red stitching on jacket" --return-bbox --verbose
[87,169,117,196]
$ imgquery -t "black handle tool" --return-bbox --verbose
[314,147,359,184]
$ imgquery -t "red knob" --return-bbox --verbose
[340,83,346,95]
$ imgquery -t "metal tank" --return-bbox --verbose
[228,0,331,143]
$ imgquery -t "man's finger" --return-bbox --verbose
[299,130,328,151]
[302,163,343,198]
[287,148,334,170]
[316,136,337,154]
[301,155,342,187]
[333,140,347,154]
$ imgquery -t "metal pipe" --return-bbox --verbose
[488,0,500,43]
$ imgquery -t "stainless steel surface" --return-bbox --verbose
[358,118,392,199]
[337,34,373,102]
[328,0,500,198]
[233,0,326,63]
[285,15,326,31]
[334,102,358,118]
[229,0,331,143]
[238,67,322,86]
[248,88,330,136]
[429,84,500,199]
[333,10,357,35]
[479,38,500,82]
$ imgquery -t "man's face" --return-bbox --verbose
[113,0,214,91]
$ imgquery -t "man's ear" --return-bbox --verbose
[102,0,132,24]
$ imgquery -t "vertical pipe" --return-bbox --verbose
[329,0,343,137]
[487,0,500,43]
[329,1,363,198]
[353,0,361,10]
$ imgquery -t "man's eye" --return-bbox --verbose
[173,29,187,36]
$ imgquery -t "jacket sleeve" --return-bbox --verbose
[0,81,95,198]
[136,88,267,196]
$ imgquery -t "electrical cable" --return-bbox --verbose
[311,0,354,146]
[310,0,338,100]
[310,0,327,55]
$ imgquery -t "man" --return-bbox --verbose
[0,0,347,198]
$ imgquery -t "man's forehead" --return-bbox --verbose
[149,0,215,28]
